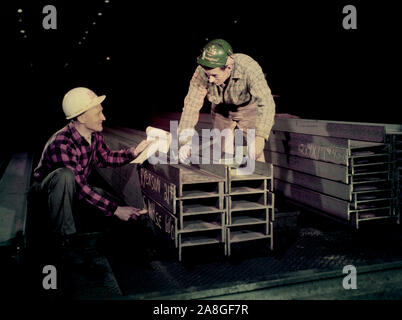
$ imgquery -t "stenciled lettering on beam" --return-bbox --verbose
[140,167,176,212]
[297,143,347,164]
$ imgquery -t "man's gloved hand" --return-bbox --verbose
[249,136,266,160]
[179,144,191,164]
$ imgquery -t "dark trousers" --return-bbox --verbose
[27,168,122,238]
[28,167,157,259]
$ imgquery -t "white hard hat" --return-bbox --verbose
[62,87,106,120]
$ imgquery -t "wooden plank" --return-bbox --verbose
[274,179,350,220]
[274,166,352,201]
[265,151,348,183]
[273,118,386,142]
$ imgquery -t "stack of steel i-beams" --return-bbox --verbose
[386,127,402,224]
[223,161,274,256]
[266,117,402,229]
[141,162,227,262]
[98,125,274,261]
[96,113,401,260]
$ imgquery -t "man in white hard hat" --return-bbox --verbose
[30,87,151,263]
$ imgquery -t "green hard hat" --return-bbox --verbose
[197,39,233,68]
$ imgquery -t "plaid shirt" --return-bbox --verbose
[178,53,276,141]
[33,122,135,216]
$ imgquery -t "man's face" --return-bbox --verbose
[203,65,231,86]
[80,104,106,132]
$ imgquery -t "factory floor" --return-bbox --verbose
[5,205,402,302]
[2,168,402,303]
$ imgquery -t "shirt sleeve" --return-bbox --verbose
[247,61,276,140]
[178,66,208,145]
[58,142,119,216]
[95,134,135,168]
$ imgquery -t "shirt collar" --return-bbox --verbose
[216,59,242,88]
[68,122,92,145]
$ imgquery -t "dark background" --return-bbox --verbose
[0,0,399,153]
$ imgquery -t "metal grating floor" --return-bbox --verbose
[102,210,402,298]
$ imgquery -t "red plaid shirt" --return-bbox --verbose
[33,122,135,216]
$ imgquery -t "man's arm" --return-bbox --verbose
[247,61,276,158]
[177,66,208,146]
[95,134,136,168]
[248,61,276,140]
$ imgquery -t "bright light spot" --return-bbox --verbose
[17,9,23,13]
[105,0,110,3]
[98,12,102,16]
[92,22,96,25]
[20,29,25,33]
[106,56,110,60]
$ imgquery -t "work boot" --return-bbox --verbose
[62,234,107,280]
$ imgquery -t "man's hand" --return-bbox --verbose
[249,136,266,160]
[132,140,153,158]
[179,144,191,163]
[114,206,148,221]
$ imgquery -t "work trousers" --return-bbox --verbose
[211,102,265,162]
[28,167,119,238]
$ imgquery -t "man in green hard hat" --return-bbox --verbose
[177,39,276,163]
